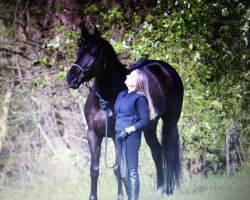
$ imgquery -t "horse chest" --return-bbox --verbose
[90,111,106,131]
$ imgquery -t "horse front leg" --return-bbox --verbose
[87,130,103,200]
[112,136,123,200]
[143,124,164,193]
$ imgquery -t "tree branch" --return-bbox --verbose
[0,46,32,60]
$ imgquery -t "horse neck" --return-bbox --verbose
[94,60,128,101]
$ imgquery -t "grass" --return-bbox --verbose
[1,163,249,200]
[0,138,249,200]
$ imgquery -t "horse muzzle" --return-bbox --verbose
[67,81,81,89]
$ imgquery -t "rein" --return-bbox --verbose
[83,81,117,169]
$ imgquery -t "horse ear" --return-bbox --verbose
[77,21,90,40]
[93,26,101,38]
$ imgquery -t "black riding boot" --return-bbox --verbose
[129,169,140,200]
[122,176,131,199]
[118,139,131,199]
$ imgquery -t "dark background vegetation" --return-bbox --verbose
[0,0,249,193]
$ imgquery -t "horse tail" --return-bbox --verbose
[161,118,181,194]
[132,60,183,193]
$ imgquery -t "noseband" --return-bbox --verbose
[72,63,84,72]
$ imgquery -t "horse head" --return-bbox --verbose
[67,25,113,89]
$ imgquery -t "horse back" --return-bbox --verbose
[129,60,184,120]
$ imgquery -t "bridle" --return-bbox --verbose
[71,45,104,74]
[71,63,84,72]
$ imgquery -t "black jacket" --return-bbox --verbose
[114,90,150,132]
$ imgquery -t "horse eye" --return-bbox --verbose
[76,47,81,55]
[70,66,79,74]
[90,51,97,56]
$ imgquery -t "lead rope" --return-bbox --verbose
[83,82,117,169]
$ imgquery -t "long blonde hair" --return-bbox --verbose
[134,69,157,120]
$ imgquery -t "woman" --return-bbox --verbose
[100,69,157,200]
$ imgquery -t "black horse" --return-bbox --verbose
[67,27,183,200]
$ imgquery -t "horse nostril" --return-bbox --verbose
[66,74,71,83]
[67,73,76,84]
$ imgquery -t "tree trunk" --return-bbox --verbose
[226,121,242,175]
[0,85,14,154]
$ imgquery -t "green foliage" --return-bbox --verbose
[39,24,82,88]
[45,0,249,174]
[91,0,249,173]
[100,7,124,23]
[56,71,67,80]
[46,24,80,62]
[33,75,52,89]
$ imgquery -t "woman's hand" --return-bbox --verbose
[116,126,136,141]
[116,130,128,141]
[99,98,109,111]
[125,126,136,134]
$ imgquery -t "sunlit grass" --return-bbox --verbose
[0,137,249,200]
[1,166,249,200]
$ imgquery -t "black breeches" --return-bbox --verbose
[116,132,141,176]
[116,132,141,199]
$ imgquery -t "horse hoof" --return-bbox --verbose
[166,189,173,195]
[157,186,164,195]
[89,195,98,200]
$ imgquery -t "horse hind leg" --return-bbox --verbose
[143,123,164,193]
[112,136,123,200]
[87,130,103,200]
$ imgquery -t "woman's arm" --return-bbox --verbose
[126,96,150,133]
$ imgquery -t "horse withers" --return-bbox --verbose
[67,26,183,200]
